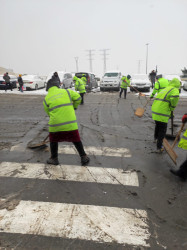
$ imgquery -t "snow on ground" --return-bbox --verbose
[0,87,187,98]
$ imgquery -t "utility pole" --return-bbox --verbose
[145,43,149,74]
[86,49,95,72]
[100,49,110,74]
[74,57,79,72]
[138,60,142,74]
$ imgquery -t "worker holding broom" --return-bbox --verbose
[119,75,131,99]
[43,78,90,166]
[170,113,187,181]
[151,78,180,153]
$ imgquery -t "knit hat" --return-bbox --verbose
[46,78,60,91]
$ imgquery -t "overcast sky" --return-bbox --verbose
[1,0,187,77]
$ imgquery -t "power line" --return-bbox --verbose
[100,49,110,74]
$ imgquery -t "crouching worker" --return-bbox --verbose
[43,78,90,166]
[170,113,187,181]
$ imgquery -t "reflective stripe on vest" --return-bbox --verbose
[152,111,170,117]
[164,88,174,100]
[182,135,187,140]
[155,98,170,103]
[44,99,49,107]
[49,120,77,127]
[49,103,73,111]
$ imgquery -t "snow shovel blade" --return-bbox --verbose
[135,107,145,117]
[163,138,177,165]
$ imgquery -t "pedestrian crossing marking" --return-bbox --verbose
[0,200,150,247]
[9,145,132,158]
[0,162,139,186]
[59,145,132,157]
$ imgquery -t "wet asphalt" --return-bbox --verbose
[0,91,187,249]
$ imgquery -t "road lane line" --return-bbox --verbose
[0,162,139,186]
[0,200,150,247]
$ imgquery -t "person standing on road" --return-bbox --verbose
[119,75,131,99]
[170,114,187,181]
[52,72,61,87]
[43,78,90,166]
[73,76,86,105]
[18,74,24,92]
[150,74,169,98]
[149,70,157,89]
[81,74,87,87]
[151,78,180,153]
[3,72,12,92]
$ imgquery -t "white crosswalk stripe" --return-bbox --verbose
[0,200,150,247]
[0,162,139,186]
[0,145,150,247]
[10,144,132,157]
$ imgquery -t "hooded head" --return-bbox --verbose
[156,74,162,80]
[169,78,181,89]
[127,75,131,79]
[46,78,60,91]
[73,76,78,82]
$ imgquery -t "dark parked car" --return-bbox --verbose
[0,75,17,90]
[75,72,98,92]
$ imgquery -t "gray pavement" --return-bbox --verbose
[0,92,186,249]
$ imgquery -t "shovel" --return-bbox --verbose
[163,123,185,164]
[134,99,150,118]
[27,135,49,149]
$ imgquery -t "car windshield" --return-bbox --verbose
[104,73,119,77]
[132,75,148,80]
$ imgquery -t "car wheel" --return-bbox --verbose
[100,87,104,91]
[35,84,38,90]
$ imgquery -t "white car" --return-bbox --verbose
[46,71,73,89]
[22,75,45,90]
[100,71,122,91]
[130,74,151,92]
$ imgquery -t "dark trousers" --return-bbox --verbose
[80,93,84,104]
[178,159,187,179]
[151,79,155,88]
[119,88,127,99]
[5,83,12,91]
[50,141,86,159]
[154,121,167,149]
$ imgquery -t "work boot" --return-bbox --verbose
[81,155,90,166]
[170,169,186,181]
[155,146,164,154]
[47,157,59,165]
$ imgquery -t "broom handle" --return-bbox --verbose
[43,134,49,142]
[171,123,185,148]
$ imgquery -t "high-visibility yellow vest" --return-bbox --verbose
[43,87,81,132]
[178,129,187,150]
[120,76,130,89]
[75,78,86,93]
[152,86,179,123]
[150,78,169,97]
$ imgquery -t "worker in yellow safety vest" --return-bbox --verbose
[151,78,180,153]
[73,76,86,105]
[119,75,131,99]
[43,78,90,166]
[170,113,187,181]
[150,74,169,98]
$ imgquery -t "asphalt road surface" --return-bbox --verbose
[0,92,187,249]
